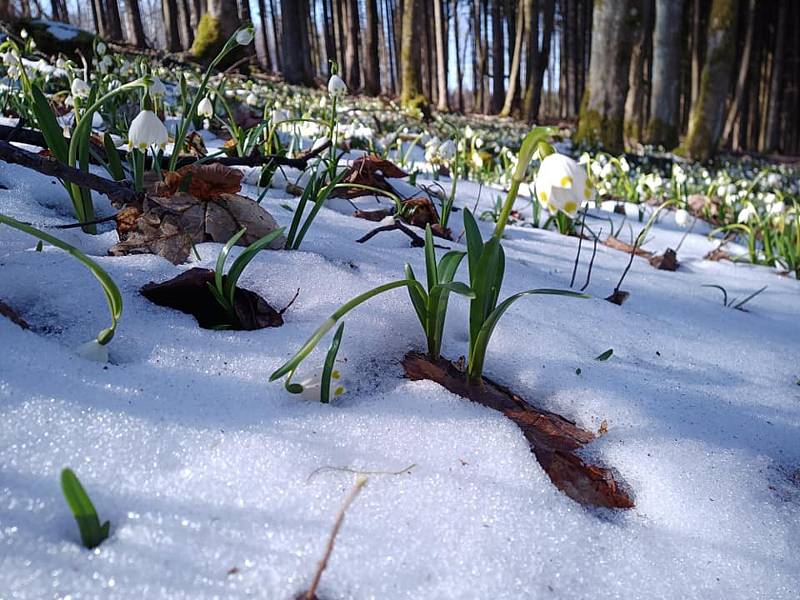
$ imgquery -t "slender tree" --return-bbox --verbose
[344,0,361,89]
[681,0,738,159]
[645,0,684,147]
[123,0,148,48]
[575,0,641,152]
[163,0,182,52]
[400,0,423,106]
[280,0,314,85]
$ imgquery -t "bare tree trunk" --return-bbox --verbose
[490,0,504,113]
[764,1,786,153]
[104,0,124,40]
[624,0,653,147]
[574,0,640,152]
[522,0,555,123]
[123,0,148,48]
[690,0,703,108]
[500,0,525,117]
[344,0,361,90]
[93,0,107,37]
[163,0,182,51]
[179,0,195,49]
[721,0,754,148]
[257,0,272,71]
[270,0,282,70]
[400,0,423,106]
[432,0,450,110]
[454,0,465,111]
[644,0,684,147]
[359,0,380,94]
[681,0,738,159]
[280,0,314,85]
[472,0,487,112]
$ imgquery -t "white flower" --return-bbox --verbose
[56,57,66,69]
[768,201,785,215]
[236,27,254,46]
[20,29,28,39]
[71,78,91,99]
[296,370,345,402]
[327,74,347,97]
[75,339,109,363]
[674,208,691,227]
[737,204,757,224]
[7,65,19,79]
[149,76,166,97]
[245,92,258,107]
[534,153,591,218]
[197,96,214,118]
[438,139,456,160]
[2,49,20,66]
[96,41,106,55]
[128,110,168,150]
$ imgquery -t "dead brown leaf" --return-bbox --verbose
[158,163,243,200]
[649,248,679,271]
[330,155,407,199]
[604,235,653,258]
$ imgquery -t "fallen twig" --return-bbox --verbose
[356,218,449,249]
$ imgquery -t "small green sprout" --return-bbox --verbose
[60,468,110,549]
[207,227,285,327]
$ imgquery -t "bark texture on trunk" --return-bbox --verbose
[575,0,640,152]
[280,0,314,85]
[645,0,684,147]
[681,0,738,160]
[400,0,423,107]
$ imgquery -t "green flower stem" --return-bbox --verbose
[0,213,122,344]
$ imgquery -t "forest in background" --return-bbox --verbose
[2,0,798,160]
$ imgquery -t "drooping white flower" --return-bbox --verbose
[236,27,254,46]
[295,370,345,402]
[20,29,28,39]
[737,204,757,224]
[438,139,457,161]
[534,153,591,218]
[128,110,168,151]
[327,74,347,97]
[71,78,91,99]
[197,96,214,118]
[245,91,258,107]
[96,41,106,55]
[149,76,166,97]
[674,208,691,227]
[75,339,109,363]
[56,57,66,69]
[2,49,20,66]
[768,201,785,215]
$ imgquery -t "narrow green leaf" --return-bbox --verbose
[462,208,483,280]
[30,85,69,162]
[60,468,109,549]
[103,133,125,181]
[595,348,614,361]
[424,225,438,292]
[214,228,247,304]
[224,227,285,307]
[320,322,345,404]
[0,214,122,344]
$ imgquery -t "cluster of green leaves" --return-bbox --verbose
[207,227,285,327]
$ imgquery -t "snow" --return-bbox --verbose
[30,19,83,42]
[1,157,799,599]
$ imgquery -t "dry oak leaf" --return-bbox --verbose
[402,197,452,240]
[157,163,244,200]
[330,154,408,199]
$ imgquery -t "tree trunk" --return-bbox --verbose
[280,0,314,85]
[432,0,450,110]
[344,0,361,90]
[104,0,124,40]
[490,0,504,113]
[574,0,640,152]
[270,0,282,70]
[500,0,525,117]
[720,0,754,149]
[645,0,684,147]
[690,0,703,108]
[400,0,423,106]
[123,0,148,48]
[681,0,738,159]
[624,0,653,147]
[764,1,786,153]
[522,0,554,122]
[472,0,487,112]
[163,0,182,52]
[93,0,107,37]
[360,0,380,94]
[257,0,272,71]
[454,0,465,111]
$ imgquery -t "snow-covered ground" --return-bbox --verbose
[1,158,799,599]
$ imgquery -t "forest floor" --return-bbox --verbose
[1,143,799,599]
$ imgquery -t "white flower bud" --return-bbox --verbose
[327,74,347,97]
[197,96,214,118]
[236,28,254,46]
[71,78,91,99]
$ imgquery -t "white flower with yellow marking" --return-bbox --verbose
[127,110,168,151]
[327,74,347,97]
[197,96,214,118]
[534,153,591,218]
[296,370,345,402]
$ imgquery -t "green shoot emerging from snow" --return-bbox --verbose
[207,227,285,327]
[60,468,110,549]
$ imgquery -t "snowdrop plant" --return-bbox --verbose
[168,26,255,171]
[534,152,591,235]
[207,227,286,327]
[0,214,123,360]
